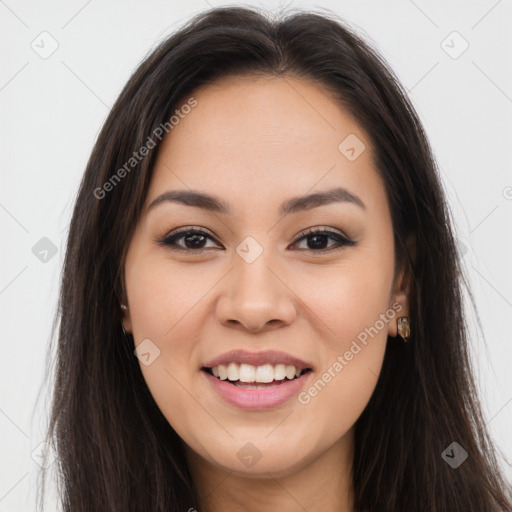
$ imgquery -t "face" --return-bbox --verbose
[122,74,410,479]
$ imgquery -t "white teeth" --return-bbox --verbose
[209,362,308,383]
[239,363,256,382]
[274,364,286,380]
[227,362,239,381]
[256,364,274,383]
[218,364,228,380]
[285,365,296,380]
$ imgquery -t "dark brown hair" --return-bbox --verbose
[39,5,512,511]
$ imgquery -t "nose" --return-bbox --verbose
[215,249,297,333]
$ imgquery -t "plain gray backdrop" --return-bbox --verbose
[1,0,511,510]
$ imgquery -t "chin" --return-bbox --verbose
[203,439,315,479]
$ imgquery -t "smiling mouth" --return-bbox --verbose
[201,367,313,388]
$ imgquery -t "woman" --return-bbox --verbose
[39,5,512,511]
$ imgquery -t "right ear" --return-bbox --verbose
[121,304,133,334]
[119,269,133,334]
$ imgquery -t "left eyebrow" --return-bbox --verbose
[147,186,366,216]
[279,187,366,215]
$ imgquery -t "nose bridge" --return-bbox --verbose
[216,234,296,331]
[233,235,280,303]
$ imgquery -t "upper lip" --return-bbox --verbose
[202,349,314,371]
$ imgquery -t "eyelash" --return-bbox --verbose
[157,226,356,254]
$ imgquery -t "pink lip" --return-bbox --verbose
[202,349,313,370]
[201,369,313,410]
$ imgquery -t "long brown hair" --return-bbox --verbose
[38,6,512,511]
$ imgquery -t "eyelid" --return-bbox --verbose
[159,225,350,242]
[292,226,351,243]
[162,225,217,240]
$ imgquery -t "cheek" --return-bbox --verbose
[294,257,393,349]
[126,254,211,341]
[125,257,214,421]
[299,343,386,442]
[296,269,389,435]
[292,257,391,419]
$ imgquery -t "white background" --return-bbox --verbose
[1,0,511,510]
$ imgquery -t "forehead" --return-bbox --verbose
[146,75,386,217]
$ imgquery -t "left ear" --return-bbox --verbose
[388,233,415,337]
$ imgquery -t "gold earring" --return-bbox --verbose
[397,316,411,342]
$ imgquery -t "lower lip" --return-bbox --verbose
[202,370,313,410]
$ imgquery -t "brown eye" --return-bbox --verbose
[159,228,220,252]
[291,228,356,252]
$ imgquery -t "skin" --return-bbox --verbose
[122,74,411,512]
